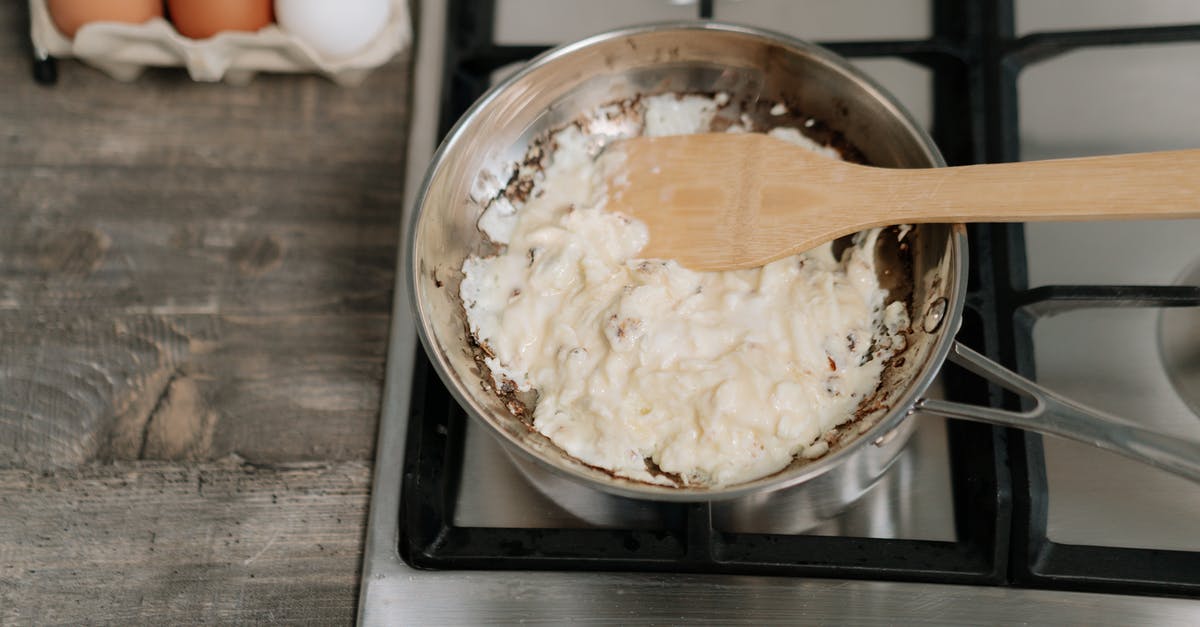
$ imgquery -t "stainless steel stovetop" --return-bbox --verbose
[359,1,1200,623]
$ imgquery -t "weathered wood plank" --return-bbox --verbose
[0,169,402,314]
[0,56,408,316]
[0,313,194,469]
[0,311,389,470]
[0,460,371,625]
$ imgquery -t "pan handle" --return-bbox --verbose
[915,341,1200,484]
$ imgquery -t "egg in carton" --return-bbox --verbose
[28,0,411,86]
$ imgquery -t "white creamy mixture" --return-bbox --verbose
[461,95,908,487]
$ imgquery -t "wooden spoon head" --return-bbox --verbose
[601,133,865,271]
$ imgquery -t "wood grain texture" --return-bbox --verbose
[0,459,371,625]
[0,311,389,466]
[0,0,410,470]
[610,133,1200,271]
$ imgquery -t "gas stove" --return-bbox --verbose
[360,1,1200,622]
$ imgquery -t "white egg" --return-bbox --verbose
[275,0,390,59]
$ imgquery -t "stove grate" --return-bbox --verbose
[400,0,1200,596]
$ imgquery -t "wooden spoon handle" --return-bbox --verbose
[870,149,1200,223]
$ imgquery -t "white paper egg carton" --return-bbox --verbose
[28,0,411,86]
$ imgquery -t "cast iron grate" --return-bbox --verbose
[400,0,1200,595]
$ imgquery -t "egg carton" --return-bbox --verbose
[28,0,411,86]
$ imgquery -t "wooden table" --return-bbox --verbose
[0,3,410,622]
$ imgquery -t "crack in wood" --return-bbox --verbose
[139,374,218,462]
[138,369,183,460]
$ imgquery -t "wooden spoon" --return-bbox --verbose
[601,133,1200,271]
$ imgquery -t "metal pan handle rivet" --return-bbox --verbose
[922,297,948,333]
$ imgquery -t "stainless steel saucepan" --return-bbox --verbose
[407,22,1200,503]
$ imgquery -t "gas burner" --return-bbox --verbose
[1161,260,1200,418]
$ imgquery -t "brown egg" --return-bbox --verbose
[167,0,273,40]
[47,0,163,38]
